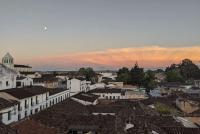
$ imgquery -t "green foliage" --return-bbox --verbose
[116,67,131,84]
[179,59,200,79]
[166,70,184,82]
[155,102,179,115]
[144,70,157,91]
[78,67,96,81]
[165,59,200,82]
[130,63,145,87]
[117,64,156,90]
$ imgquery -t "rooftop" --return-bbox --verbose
[48,88,69,96]
[72,93,99,102]
[0,123,17,134]
[88,88,125,94]
[0,86,49,99]
[14,64,32,68]
[0,98,19,110]
[11,98,191,134]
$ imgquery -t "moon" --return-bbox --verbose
[44,26,48,31]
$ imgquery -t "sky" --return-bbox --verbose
[0,0,200,70]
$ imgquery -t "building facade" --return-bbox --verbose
[0,64,17,90]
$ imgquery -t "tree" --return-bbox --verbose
[144,70,157,92]
[166,70,184,82]
[116,67,131,84]
[179,59,200,80]
[78,67,96,81]
[130,63,145,87]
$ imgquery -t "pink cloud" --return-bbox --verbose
[30,46,200,70]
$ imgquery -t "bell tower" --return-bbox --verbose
[2,53,14,69]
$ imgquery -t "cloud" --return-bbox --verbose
[31,46,200,70]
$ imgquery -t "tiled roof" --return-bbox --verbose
[0,123,17,134]
[68,77,86,81]
[0,98,19,110]
[88,88,124,94]
[72,93,99,102]
[33,77,59,83]
[48,88,69,96]
[11,98,199,134]
[14,64,32,68]
[0,86,49,99]
[162,127,200,134]
[16,76,27,80]
[20,72,37,75]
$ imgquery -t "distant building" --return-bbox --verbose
[88,88,126,99]
[20,71,42,79]
[16,76,33,88]
[2,53,14,70]
[2,53,32,73]
[33,77,61,88]
[68,78,90,96]
[14,64,32,72]
[194,80,200,88]
[71,93,99,105]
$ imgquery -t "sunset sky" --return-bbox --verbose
[0,0,200,70]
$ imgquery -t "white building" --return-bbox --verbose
[48,88,70,107]
[194,80,200,88]
[0,97,19,125]
[2,53,14,70]
[88,88,125,100]
[33,77,61,88]
[0,64,17,90]
[90,83,106,90]
[67,78,90,96]
[14,64,32,72]
[16,76,33,88]
[1,53,32,73]
[0,86,70,125]
[71,93,99,105]
[20,72,42,79]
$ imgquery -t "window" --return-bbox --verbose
[36,96,39,104]
[8,111,11,120]
[35,108,38,113]
[25,111,28,117]
[40,106,42,110]
[6,81,9,86]
[18,114,21,120]
[18,104,22,111]
[25,100,28,108]
[30,110,33,115]
[46,93,48,100]
[16,82,21,87]
[31,98,34,106]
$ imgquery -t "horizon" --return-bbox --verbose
[1,0,200,70]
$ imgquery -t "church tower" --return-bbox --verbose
[2,53,14,69]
